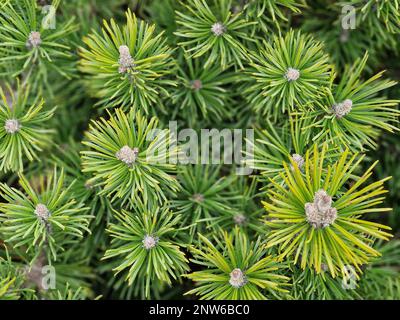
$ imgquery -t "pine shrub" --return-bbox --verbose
[0,0,399,300]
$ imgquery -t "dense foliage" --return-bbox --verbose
[0,0,399,300]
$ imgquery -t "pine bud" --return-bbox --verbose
[84,181,94,190]
[116,146,139,165]
[305,189,337,229]
[233,213,247,226]
[192,193,204,203]
[35,203,51,220]
[4,119,21,134]
[191,79,203,91]
[211,22,226,36]
[332,99,352,118]
[285,68,300,81]
[229,268,247,288]
[291,153,304,170]
[118,45,135,74]
[26,31,41,49]
[314,189,332,212]
[142,234,158,250]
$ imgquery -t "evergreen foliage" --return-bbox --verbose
[78,9,176,113]
[0,0,77,93]
[0,0,399,301]
[175,0,256,69]
[246,29,331,117]
[81,108,180,206]
[103,201,189,298]
[263,145,392,277]
[185,228,290,299]
[0,167,91,261]
[0,82,55,172]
